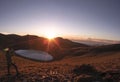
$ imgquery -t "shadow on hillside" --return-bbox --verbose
[73,64,120,82]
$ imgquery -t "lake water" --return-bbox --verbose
[15,50,53,61]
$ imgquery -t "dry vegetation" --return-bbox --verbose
[0,49,120,82]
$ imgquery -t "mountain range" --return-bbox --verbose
[0,33,120,60]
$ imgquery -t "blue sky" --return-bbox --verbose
[0,0,120,40]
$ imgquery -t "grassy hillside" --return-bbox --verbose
[0,47,120,82]
[0,33,120,82]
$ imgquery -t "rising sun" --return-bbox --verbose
[44,30,57,40]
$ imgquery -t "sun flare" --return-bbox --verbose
[46,32,56,39]
[44,30,57,39]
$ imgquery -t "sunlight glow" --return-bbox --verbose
[44,29,57,39]
[46,31,56,39]
[41,22,61,39]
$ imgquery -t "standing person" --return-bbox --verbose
[4,48,19,76]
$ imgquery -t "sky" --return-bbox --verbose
[0,0,120,41]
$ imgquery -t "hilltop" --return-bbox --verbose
[0,33,120,82]
[0,33,88,60]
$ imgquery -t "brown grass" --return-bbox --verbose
[0,50,120,82]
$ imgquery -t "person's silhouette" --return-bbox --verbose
[5,48,19,76]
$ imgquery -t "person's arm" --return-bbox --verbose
[10,49,15,56]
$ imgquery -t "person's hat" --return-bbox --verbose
[4,48,9,51]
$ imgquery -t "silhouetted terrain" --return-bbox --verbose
[0,33,89,60]
[0,33,120,82]
[90,44,120,53]
[0,33,120,59]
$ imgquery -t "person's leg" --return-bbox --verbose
[11,63,19,75]
[7,63,11,75]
